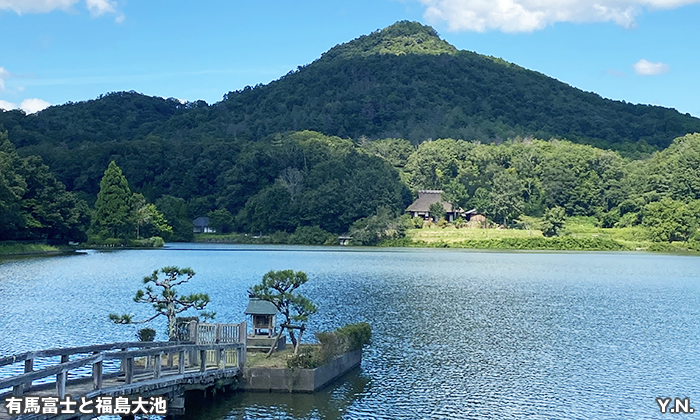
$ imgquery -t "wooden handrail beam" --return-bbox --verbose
[0,353,103,390]
[0,341,188,367]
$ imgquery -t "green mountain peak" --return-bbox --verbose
[322,21,457,60]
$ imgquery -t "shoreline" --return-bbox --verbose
[0,244,81,259]
[193,235,700,254]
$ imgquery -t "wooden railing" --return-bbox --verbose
[187,321,247,345]
[0,341,246,400]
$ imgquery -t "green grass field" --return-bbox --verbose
[406,225,543,244]
[405,216,696,252]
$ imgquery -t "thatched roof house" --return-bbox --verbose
[406,190,462,222]
[406,190,486,223]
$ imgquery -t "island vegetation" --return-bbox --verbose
[109,266,215,340]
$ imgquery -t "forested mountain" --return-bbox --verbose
[2,21,699,155]
[215,21,700,153]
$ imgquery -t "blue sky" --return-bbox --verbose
[1,0,699,118]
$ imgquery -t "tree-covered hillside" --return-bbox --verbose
[2,21,699,159]
[215,21,700,153]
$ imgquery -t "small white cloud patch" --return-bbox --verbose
[0,0,122,21]
[20,98,51,114]
[415,0,700,32]
[0,99,18,110]
[633,59,670,76]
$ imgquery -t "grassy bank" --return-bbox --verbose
[0,243,64,257]
[400,217,700,252]
[195,217,699,253]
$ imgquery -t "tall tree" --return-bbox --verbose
[488,170,525,226]
[0,132,26,238]
[18,155,90,241]
[155,195,193,242]
[132,193,172,239]
[93,161,133,241]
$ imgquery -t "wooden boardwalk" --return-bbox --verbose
[0,323,247,419]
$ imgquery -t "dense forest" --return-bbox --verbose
[3,127,700,246]
[2,21,700,246]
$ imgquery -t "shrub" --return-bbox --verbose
[542,207,566,237]
[412,217,425,228]
[127,236,165,248]
[286,346,318,369]
[136,327,156,342]
[104,237,124,247]
[288,226,334,245]
[453,217,466,229]
[336,322,372,351]
[285,322,372,369]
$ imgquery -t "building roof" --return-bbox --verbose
[193,216,210,227]
[406,190,457,213]
[245,298,278,315]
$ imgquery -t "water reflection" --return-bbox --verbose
[184,369,370,420]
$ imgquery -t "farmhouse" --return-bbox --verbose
[406,190,462,222]
[406,190,487,225]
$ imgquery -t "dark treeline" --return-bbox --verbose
[0,132,89,242]
[4,126,700,244]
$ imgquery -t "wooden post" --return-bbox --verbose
[12,385,23,397]
[239,321,247,345]
[215,346,221,367]
[125,357,134,384]
[199,350,206,372]
[216,324,222,343]
[178,351,185,374]
[60,354,69,363]
[218,348,225,369]
[189,320,198,343]
[56,371,66,399]
[239,345,246,369]
[154,353,162,379]
[23,358,33,392]
[119,348,127,372]
[168,352,174,368]
[93,360,103,390]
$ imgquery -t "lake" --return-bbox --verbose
[1,244,700,419]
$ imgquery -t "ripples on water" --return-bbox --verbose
[2,245,700,419]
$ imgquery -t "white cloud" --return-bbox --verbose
[415,0,700,32]
[633,59,670,75]
[0,0,123,21]
[85,0,123,22]
[0,99,17,110]
[0,98,51,113]
[0,0,77,14]
[20,98,51,113]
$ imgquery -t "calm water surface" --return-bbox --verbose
[1,244,700,419]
